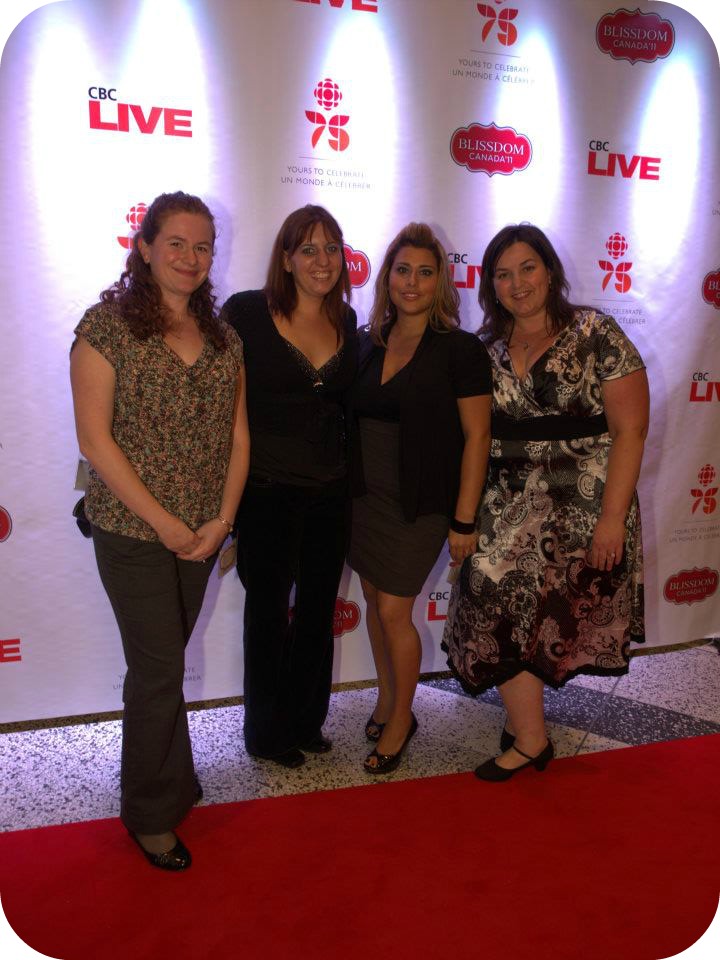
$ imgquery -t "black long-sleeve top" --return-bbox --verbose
[222,289,358,486]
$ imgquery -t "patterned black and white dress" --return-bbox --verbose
[442,309,645,693]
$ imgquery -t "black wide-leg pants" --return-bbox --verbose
[235,479,347,757]
[91,525,213,833]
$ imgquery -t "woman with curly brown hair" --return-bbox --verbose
[70,192,249,869]
[347,223,491,773]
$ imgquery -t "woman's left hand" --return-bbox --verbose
[176,519,230,563]
[448,529,477,564]
[587,514,625,571]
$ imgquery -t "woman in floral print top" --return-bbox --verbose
[70,192,249,870]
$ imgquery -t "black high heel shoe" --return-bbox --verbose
[500,726,515,752]
[474,740,554,782]
[129,831,192,871]
[363,715,418,775]
[364,713,386,742]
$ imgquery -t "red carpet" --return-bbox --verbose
[1,735,718,960]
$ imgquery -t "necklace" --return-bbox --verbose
[509,332,552,351]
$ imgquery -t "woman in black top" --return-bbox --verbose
[347,223,491,774]
[222,205,358,769]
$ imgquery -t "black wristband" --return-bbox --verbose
[450,518,475,535]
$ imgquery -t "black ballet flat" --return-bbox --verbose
[249,747,306,769]
[301,734,332,754]
[363,715,418,775]
[129,831,192,871]
[474,740,554,783]
[499,726,515,752]
[364,713,386,742]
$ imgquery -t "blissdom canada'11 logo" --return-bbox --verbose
[450,122,531,176]
[306,79,350,151]
[477,1,519,47]
[702,270,720,309]
[344,245,371,288]
[333,598,360,637]
[596,8,675,64]
[664,568,718,606]
[0,506,12,542]
[599,233,632,293]
[117,203,147,249]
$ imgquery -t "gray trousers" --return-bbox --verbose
[91,525,213,834]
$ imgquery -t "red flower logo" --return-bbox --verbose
[306,78,349,151]
[596,9,675,65]
[344,244,371,288]
[477,2,519,47]
[690,464,717,515]
[117,203,148,249]
[598,233,632,293]
[450,122,532,176]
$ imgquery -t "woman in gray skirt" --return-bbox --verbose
[347,223,491,773]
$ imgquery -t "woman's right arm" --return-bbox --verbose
[70,336,201,554]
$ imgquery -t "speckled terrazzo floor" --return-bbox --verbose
[1,642,719,833]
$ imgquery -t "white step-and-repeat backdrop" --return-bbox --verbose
[1,0,718,723]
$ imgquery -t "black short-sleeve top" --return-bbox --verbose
[348,325,492,521]
[221,290,358,486]
[74,303,244,540]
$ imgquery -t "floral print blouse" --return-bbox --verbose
[74,303,244,541]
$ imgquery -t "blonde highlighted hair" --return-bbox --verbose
[368,223,460,345]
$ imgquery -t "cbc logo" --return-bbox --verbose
[693,372,711,381]
[89,86,117,100]
[589,140,609,151]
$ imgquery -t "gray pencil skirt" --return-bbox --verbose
[348,418,448,598]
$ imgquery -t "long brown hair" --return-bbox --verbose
[478,223,577,342]
[100,191,226,349]
[368,222,460,345]
[264,205,351,338]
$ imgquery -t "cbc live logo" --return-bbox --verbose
[587,140,660,180]
[690,372,720,403]
[294,0,378,10]
[448,253,482,289]
[88,86,192,137]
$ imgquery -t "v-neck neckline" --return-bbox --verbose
[160,334,207,370]
[379,325,427,386]
[503,325,568,382]
[270,312,343,376]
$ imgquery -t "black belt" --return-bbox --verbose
[491,411,609,441]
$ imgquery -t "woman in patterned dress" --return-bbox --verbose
[443,224,649,782]
[70,192,249,868]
